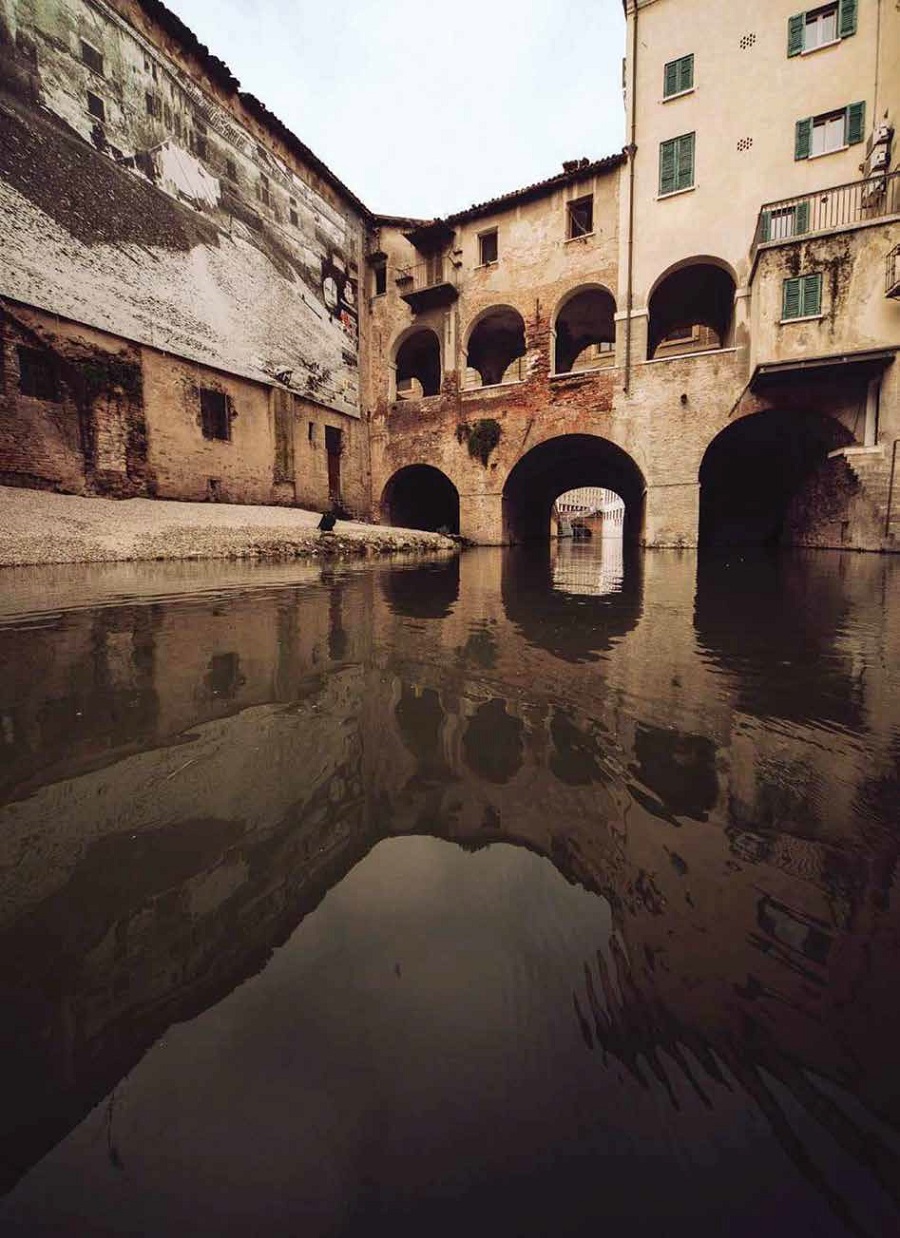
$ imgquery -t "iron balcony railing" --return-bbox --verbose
[887,243,900,298]
[395,256,458,293]
[752,171,900,254]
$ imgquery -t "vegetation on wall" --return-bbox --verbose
[456,418,501,467]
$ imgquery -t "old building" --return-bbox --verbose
[1,0,898,548]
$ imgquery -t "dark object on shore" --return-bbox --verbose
[318,512,337,533]
[572,523,592,541]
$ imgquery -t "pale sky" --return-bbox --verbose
[166,0,627,218]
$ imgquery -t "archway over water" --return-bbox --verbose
[503,435,646,544]
[699,410,854,548]
[381,465,460,534]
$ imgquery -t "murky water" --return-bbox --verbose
[0,542,898,1237]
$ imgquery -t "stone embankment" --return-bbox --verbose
[0,487,457,567]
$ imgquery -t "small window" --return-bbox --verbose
[80,39,104,76]
[663,53,694,98]
[87,91,105,122]
[224,157,237,181]
[200,388,230,440]
[788,2,855,56]
[17,346,60,400]
[373,262,387,296]
[289,198,299,226]
[782,273,822,320]
[308,422,316,443]
[191,117,208,159]
[795,102,865,158]
[259,174,271,207]
[145,91,161,119]
[567,196,593,238]
[659,132,695,195]
[760,201,810,241]
[478,230,499,265]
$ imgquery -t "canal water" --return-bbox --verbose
[0,542,898,1237]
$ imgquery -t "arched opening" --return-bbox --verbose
[464,307,526,388]
[394,328,442,399]
[553,287,616,375]
[381,464,460,534]
[699,410,854,548]
[647,261,736,360]
[502,434,646,545]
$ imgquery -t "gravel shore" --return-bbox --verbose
[0,487,458,567]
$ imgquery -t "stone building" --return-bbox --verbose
[1,0,898,549]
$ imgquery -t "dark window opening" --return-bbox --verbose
[289,198,298,226]
[325,426,342,502]
[373,262,387,296]
[200,388,230,441]
[567,196,593,238]
[163,103,172,127]
[225,157,237,181]
[554,288,616,374]
[395,329,442,399]
[145,91,161,119]
[17,346,60,401]
[647,262,735,358]
[466,307,527,387]
[259,175,271,207]
[191,118,208,160]
[308,421,316,443]
[80,39,104,76]
[479,230,498,265]
[87,91,105,121]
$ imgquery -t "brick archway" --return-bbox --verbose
[381,464,460,534]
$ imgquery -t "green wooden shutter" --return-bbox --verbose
[663,60,679,98]
[659,139,677,194]
[839,0,857,38]
[845,101,866,145]
[783,278,802,319]
[676,132,695,190]
[795,117,812,159]
[788,13,805,56]
[759,210,772,243]
[794,199,810,234]
[678,54,694,92]
[801,273,822,316]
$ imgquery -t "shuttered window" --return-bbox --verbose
[663,54,694,98]
[795,102,865,158]
[659,132,695,196]
[782,273,822,320]
[759,199,810,242]
[788,2,856,56]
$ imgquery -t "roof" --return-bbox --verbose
[446,154,626,224]
[134,0,372,219]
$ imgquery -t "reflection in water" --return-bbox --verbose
[552,535,624,596]
[0,546,899,1236]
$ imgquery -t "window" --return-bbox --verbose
[80,39,103,76]
[663,53,694,98]
[567,196,594,238]
[795,102,865,158]
[191,118,207,160]
[145,91,161,119]
[760,201,810,241]
[87,91,105,122]
[259,174,271,207]
[17,346,59,400]
[659,132,695,195]
[308,422,316,443]
[224,157,237,181]
[200,388,230,440]
[289,198,299,226]
[782,273,822,320]
[788,1,856,56]
[478,230,498,265]
[372,262,387,296]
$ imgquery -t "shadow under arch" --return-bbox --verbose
[381,464,460,535]
[464,304,527,387]
[646,256,737,359]
[393,325,442,398]
[501,543,643,663]
[502,433,646,544]
[552,283,616,375]
[699,408,854,549]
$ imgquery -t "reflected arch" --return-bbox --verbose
[552,285,616,375]
[646,257,736,360]
[464,305,527,387]
[393,327,442,399]
[699,409,854,548]
[502,434,646,544]
[381,464,460,534]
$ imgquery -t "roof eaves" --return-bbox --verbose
[446,152,626,224]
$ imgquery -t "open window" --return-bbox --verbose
[200,388,230,441]
[567,196,594,238]
[478,230,499,266]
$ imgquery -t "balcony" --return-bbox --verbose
[395,257,459,312]
[752,171,900,256]
[888,244,900,299]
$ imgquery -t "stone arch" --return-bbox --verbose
[646,257,737,360]
[464,305,527,388]
[698,408,855,548]
[502,433,646,544]
[381,464,460,534]
[392,326,442,399]
[552,284,617,374]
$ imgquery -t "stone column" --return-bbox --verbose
[643,481,700,548]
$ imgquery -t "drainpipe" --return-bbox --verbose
[623,0,639,394]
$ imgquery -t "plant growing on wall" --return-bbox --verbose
[456,418,501,467]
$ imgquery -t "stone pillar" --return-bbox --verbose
[643,481,700,548]
[864,377,880,447]
[460,490,504,544]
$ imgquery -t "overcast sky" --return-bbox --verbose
[166,0,627,218]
